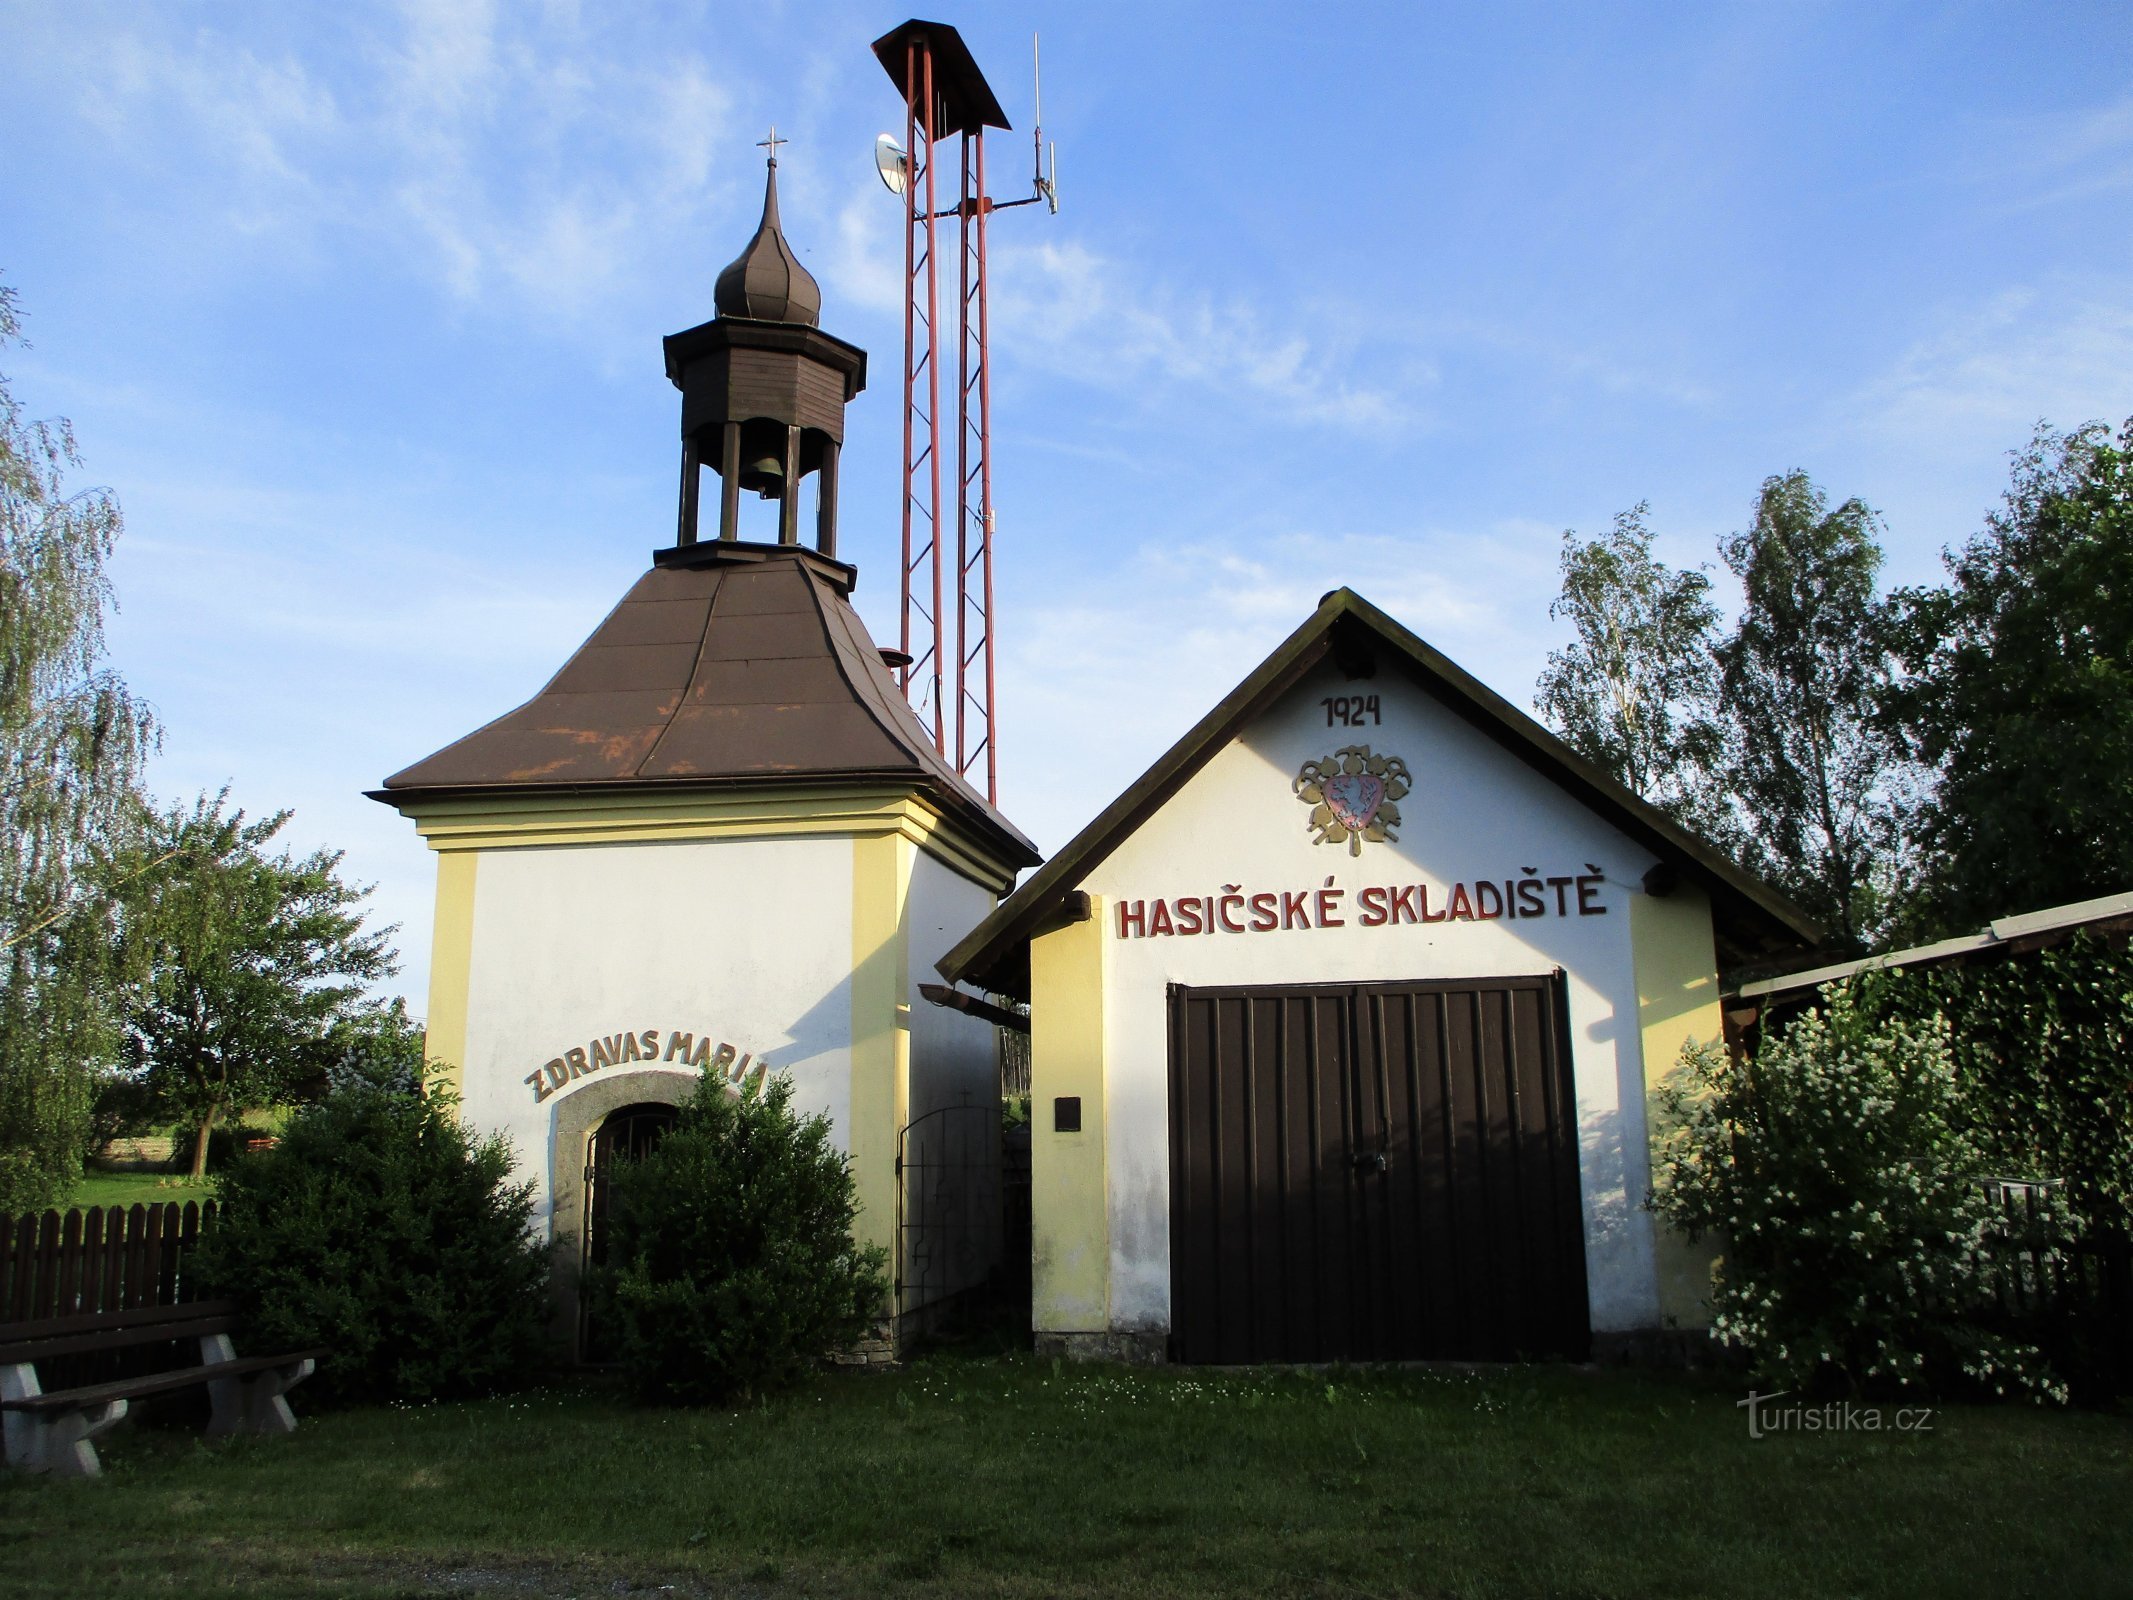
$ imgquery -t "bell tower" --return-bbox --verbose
[663,138,868,555]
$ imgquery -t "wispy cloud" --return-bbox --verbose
[1847,278,2133,454]
[988,238,1425,432]
[1959,95,2133,217]
[996,522,1560,853]
[53,3,739,326]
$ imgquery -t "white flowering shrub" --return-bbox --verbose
[1650,985,2065,1400]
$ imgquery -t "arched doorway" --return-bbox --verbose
[578,1101,680,1362]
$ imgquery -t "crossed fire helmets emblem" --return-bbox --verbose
[1294,745,1413,855]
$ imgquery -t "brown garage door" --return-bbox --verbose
[1168,977,1588,1364]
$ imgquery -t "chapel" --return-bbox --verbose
[373,150,1039,1358]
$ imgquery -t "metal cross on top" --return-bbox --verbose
[756,127,787,162]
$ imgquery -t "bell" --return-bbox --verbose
[738,451,785,499]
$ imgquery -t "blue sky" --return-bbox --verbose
[4,1,2130,1008]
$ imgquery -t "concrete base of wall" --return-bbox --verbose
[1590,1327,1731,1368]
[1035,1330,1168,1365]
[827,1321,900,1368]
[1032,1328,1731,1370]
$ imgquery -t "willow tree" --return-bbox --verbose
[0,281,158,1211]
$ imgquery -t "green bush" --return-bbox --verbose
[199,1078,550,1406]
[1852,935,2133,1396]
[601,1069,887,1404]
[1650,986,2063,1400]
[1855,933,2133,1227]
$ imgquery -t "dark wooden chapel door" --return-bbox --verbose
[578,1102,680,1362]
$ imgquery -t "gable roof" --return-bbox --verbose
[938,587,1818,997]
[372,541,1039,870]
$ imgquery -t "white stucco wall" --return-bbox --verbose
[1079,661,1666,1336]
[455,834,856,1236]
[906,849,1006,1123]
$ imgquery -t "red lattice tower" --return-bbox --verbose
[874,21,1053,806]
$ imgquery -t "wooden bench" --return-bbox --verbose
[0,1300,322,1478]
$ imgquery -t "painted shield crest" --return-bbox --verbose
[1295,745,1412,855]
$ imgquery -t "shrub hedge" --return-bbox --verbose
[599,1069,886,1404]
[1651,987,2062,1399]
[200,1078,550,1406]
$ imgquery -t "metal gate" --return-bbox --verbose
[1167,976,1588,1364]
[896,1101,1003,1317]
[578,1102,679,1362]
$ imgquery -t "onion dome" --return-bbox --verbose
[713,158,820,326]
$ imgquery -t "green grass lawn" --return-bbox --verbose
[3,1352,2127,1599]
[64,1169,214,1211]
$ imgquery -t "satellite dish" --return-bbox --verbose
[874,133,909,196]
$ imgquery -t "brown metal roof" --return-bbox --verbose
[374,542,1039,868]
[937,588,1820,999]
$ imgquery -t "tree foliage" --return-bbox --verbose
[325,995,427,1097]
[0,280,157,1211]
[200,1076,551,1406]
[1716,471,1911,952]
[1885,418,2133,935]
[600,1070,887,1404]
[1536,504,1724,831]
[1852,933,2133,1227]
[1649,987,2061,1400]
[121,793,394,1179]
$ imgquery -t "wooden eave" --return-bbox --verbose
[661,317,867,396]
[938,588,1820,1000]
[1730,890,2133,1008]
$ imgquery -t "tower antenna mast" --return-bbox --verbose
[872,20,1057,806]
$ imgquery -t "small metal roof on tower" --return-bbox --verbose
[871,19,1011,135]
[713,135,821,327]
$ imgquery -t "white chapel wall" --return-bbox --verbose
[455,833,857,1235]
[906,850,1005,1123]
[1079,660,1668,1338]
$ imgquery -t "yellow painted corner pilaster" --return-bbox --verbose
[850,831,913,1282]
[1029,898,1108,1335]
[1633,883,1725,1329]
[425,849,479,1102]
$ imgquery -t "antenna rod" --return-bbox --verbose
[1032,33,1046,195]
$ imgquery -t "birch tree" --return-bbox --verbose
[1536,503,1725,833]
[1716,471,1910,953]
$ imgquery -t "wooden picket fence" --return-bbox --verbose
[1975,1179,2133,1394]
[1,1200,220,1325]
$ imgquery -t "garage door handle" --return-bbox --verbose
[1350,1151,1388,1174]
